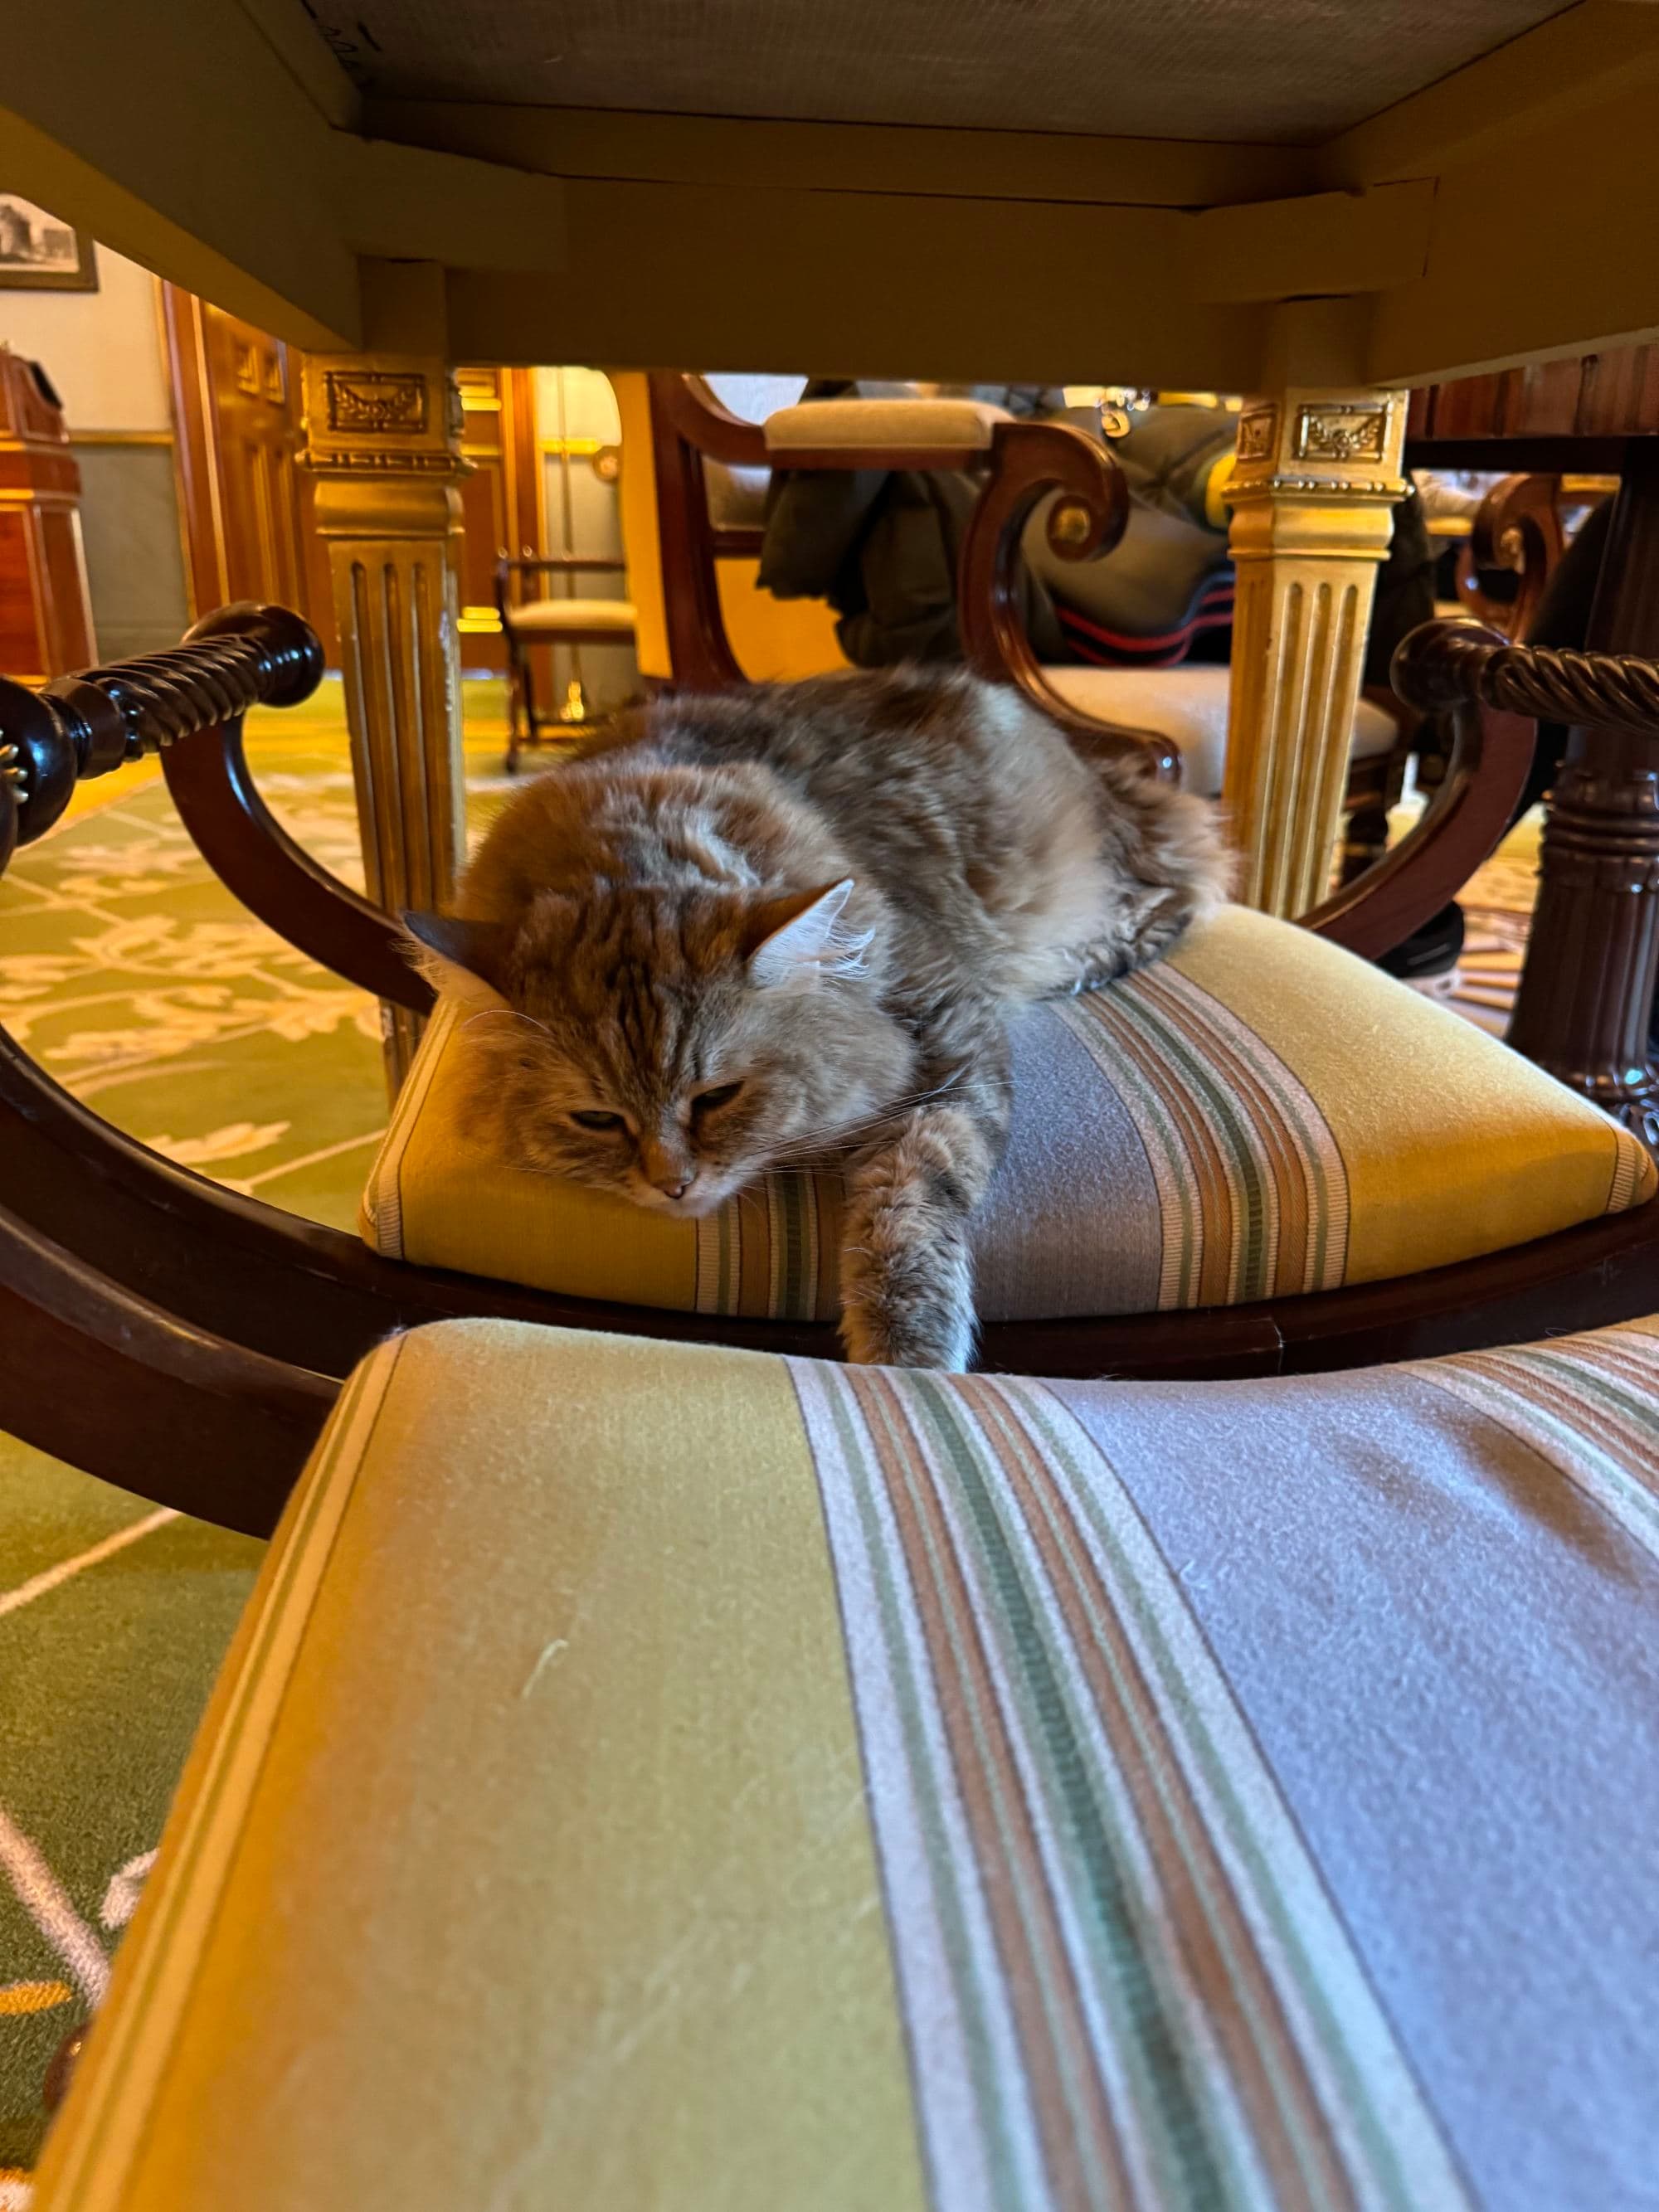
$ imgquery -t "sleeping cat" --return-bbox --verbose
[405,668,1228,1369]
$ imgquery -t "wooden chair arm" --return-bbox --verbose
[0,599,323,848]
[654,372,770,468]
[161,720,434,1014]
[956,419,1178,779]
[1453,473,1568,642]
[0,604,432,1014]
[0,1195,334,1537]
[1301,616,1564,958]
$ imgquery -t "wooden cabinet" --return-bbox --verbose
[0,345,95,679]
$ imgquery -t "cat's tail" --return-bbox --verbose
[1091,751,1238,972]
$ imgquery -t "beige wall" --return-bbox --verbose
[0,242,169,431]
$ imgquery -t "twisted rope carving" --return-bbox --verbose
[0,605,322,852]
[66,635,302,761]
[1474,642,1659,732]
[1395,621,1659,735]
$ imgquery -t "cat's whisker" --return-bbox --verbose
[765,1090,985,1163]
[460,1006,552,1039]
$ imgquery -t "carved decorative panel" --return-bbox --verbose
[1236,406,1277,462]
[324,370,429,435]
[1293,404,1389,464]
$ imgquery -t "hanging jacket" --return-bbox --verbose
[756,381,1066,664]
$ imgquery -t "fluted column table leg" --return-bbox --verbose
[299,355,467,1093]
[1223,389,1407,917]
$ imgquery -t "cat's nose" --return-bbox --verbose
[654,1169,696,1200]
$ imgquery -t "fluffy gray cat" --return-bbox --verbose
[406,668,1228,1369]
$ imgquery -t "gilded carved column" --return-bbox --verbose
[299,355,466,1089]
[1222,390,1408,916]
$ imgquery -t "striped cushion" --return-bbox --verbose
[39,1315,1659,2210]
[361,904,1654,1321]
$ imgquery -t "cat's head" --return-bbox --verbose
[403,879,913,1217]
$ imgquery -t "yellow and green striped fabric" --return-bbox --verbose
[36,1314,1659,2210]
[361,905,1653,1321]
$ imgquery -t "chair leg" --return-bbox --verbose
[1338,796,1391,886]
[520,639,547,759]
[504,634,527,773]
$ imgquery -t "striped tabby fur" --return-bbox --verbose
[405,668,1228,1367]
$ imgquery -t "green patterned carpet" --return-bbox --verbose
[0,679,525,2183]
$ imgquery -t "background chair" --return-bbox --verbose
[494,553,637,773]
[645,372,1413,892]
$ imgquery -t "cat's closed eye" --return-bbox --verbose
[570,1108,625,1131]
[691,1080,745,1116]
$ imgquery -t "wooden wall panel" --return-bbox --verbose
[0,512,41,675]
[163,293,540,673]
[161,283,338,659]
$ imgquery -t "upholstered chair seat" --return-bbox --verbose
[40,1310,1659,2210]
[361,904,1652,1325]
[499,596,637,637]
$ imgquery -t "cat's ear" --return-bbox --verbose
[742,878,870,989]
[401,912,512,997]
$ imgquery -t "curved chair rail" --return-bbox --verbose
[5,606,1659,1529]
[1301,618,1537,958]
[0,1196,337,1539]
[1305,619,1659,956]
[160,717,432,1016]
[953,419,1184,779]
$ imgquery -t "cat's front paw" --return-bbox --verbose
[839,1295,975,1372]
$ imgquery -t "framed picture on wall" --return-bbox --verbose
[0,196,97,290]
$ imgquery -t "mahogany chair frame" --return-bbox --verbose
[3,585,1657,1537]
[1452,473,1572,642]
[1345,471,1581,879]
